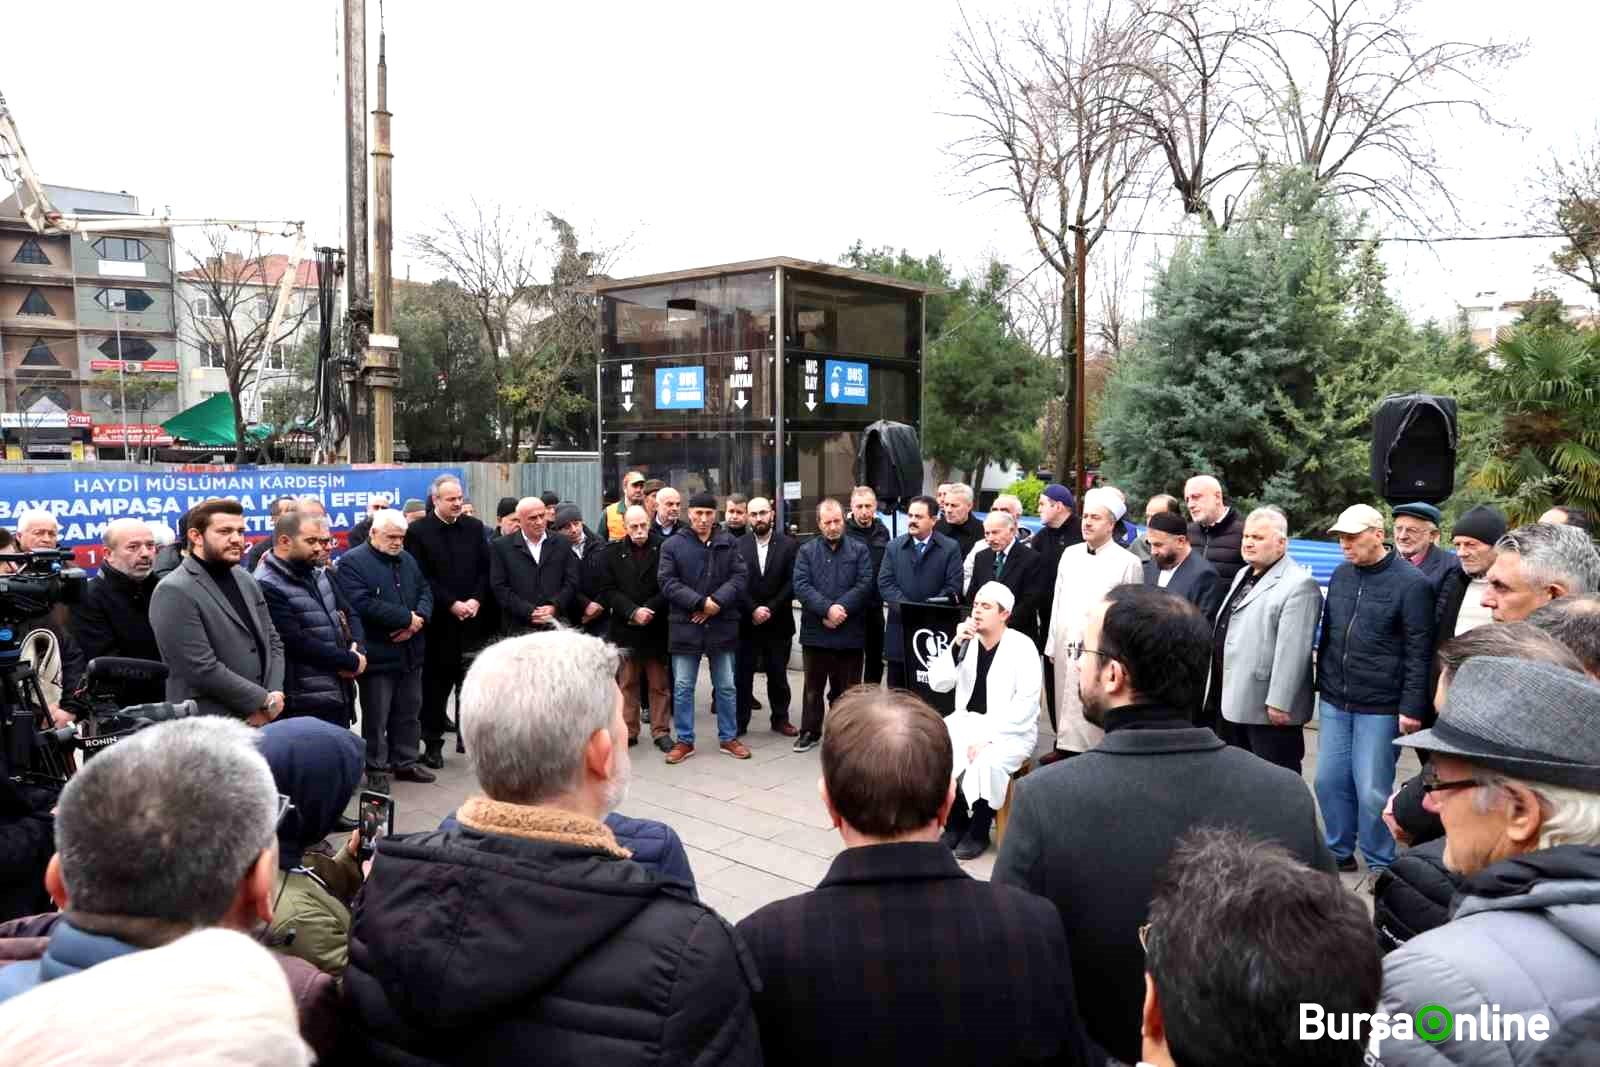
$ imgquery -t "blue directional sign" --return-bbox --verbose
[655,366,705,410]
[824,359,869,405]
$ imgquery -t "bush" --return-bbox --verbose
[1005,475,1045,515]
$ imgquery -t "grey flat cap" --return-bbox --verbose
[1397,656,1600,790]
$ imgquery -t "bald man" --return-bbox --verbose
[72,518,162,702]
[1183,475,1246,585]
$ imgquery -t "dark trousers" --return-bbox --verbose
[886,658,908,690]
[421,643,468,746]
[862,604,884,685]
[1217,717,1306,774]
[801,647,864,736]
[358,669,423,771]
[737,630,793,730]
[1042,655,1057,732]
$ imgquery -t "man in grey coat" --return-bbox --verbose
[149,499,285,724]
[1378,656,1600,1066]
[1204,506,1322,773]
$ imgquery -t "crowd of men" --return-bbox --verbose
[0,464,1598,1065]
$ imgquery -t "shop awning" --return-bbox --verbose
[160,393,270,446]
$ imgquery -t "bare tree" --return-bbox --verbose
[950,0,1155,483]
[1533,130,1600,302]
[176,228,311,462]
[409,201,540,454]
[1239,0,1522,228]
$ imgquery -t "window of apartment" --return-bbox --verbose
[304,296,321,323]
[202,341,227,369]
[256,295,275,321]
[262,344,291,371]
[98,336,157,361]
[18,288,57,316]
[12,238,50,266]
[93,237,148,262]
[95,287,155,313]
[192,295,222,318]
[19,386,71,413]
[21,338,61,368]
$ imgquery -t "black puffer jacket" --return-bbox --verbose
[341,802,762,1067]
[1374,837,1461,954]
[71,563,163,703]
[256,554,365,724]
[1317,549,1436,717]
[843,516,890,606]
[1187,507,1245,585]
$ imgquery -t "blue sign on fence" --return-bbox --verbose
[0,465,462,571]
[824,359,869,405]
[655,367,705,410]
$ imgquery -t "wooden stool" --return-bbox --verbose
[993,758,1033,847]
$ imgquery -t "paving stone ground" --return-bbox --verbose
[362,661,1414,922]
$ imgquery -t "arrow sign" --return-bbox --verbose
[621,395,633,412]
[805,393,817,412]
[733,390,747,410]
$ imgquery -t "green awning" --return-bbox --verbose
[161,393,270,446]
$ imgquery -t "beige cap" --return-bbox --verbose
[1328,504,1385,535]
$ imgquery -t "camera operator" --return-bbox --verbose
[70,519,164,705]
[0,528,85,727]
[0,777,54,923]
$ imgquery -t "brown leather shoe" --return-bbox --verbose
[720,738,752,760]
[665,742,695,765]
[771,721,799,737]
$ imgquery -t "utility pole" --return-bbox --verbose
[342,0,373,462]
[366,23,399,462]
[1072,225,1088,498]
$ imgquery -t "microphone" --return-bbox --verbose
[84,657,170,687]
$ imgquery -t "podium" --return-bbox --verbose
[896,601,965,716]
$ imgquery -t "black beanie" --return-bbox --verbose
[1452,504,1507,546]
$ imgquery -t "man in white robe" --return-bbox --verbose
[927,581,1040,860]
[1043,487,1143,760]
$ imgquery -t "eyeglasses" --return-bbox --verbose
[1139,923,1151,953]
[1420,764,1478,795]
[1066,642,1118,662]
[275,793,295,829]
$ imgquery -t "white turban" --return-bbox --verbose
[1083,487,1127,522]
[972,581,1015,613]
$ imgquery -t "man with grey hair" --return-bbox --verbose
[1206,507,1321,772]
[1183,474,1245,584]
[0,718,340,1057]
[404,474,491,769]
[71,517,162,704]
[935,482,984,559]
[343,631,761,1064]
[1481,521,1600,623]
[13,509,58,551]
[1379,656,1600,1064]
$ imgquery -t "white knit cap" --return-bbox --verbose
[973,581,1015,612]
[1082,487,1127,522]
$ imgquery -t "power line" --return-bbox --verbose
[1093,226,1574,245]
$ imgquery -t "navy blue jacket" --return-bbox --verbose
[335,543,434,674]
[438,811,695,892]
[257,554,366,724]
[877,532,962,663]
[1317,549,1436,717]
[659,527,748,655]
[792,534,874,650]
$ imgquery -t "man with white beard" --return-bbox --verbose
[1042,486,1143,762]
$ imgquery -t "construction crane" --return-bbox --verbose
[0,88,348,457]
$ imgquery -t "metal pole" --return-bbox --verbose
[114,303,128,458]
[773,268,785,532]
[1073,226,1088,499]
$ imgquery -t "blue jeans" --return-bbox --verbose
[672,651,736,746]
[1313,699,1401,870]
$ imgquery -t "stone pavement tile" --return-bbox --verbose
[615,799,743,852]
[683,845,738,880]
[714,836,833,888]
[628,784,805,841]
[726,786,833,830]
[699,885,761,925]
[770,823,844,861]
[648,764,749,801]
[700,861,809,912]
[959,847,998,881]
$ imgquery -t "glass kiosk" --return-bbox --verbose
[595,257,931,532]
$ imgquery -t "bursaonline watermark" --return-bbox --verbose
[1300,1003,1552,1044]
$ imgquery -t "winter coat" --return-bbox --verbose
[0,781,55,924]
[70,563,163,702]
[843,515,891,606]
[341,796,761,1066]
[601,538,669,656]
[793,534,874,650]
[934,514,985,559]
[256,554,366,725]
[150,542,184,581]
[1031,518,1082,645]
[1374,838,1461,955]
[149,556,284,720]
[877,532,963,664]
[658,527,748,655]
[565,530,611,637]
[404,513,492,662]
[1407,542,1456,587]
[1378,844,1600,1066]
[1187,506,1246,586]
[488,533,579,636]
[1317,549,1436,717]
[737,532,797,639]
[335,543,433,674]
[436,809,697,892]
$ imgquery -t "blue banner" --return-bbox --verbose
[655,367,705,410]
[0,465,462,571]
[824,359,869,405]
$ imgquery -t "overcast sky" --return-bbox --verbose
[6,0,1596,322]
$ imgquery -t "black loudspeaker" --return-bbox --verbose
[856,420,924,504]
[1371,393,1457,505]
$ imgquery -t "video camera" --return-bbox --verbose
[2,656,200,786]
[0,549,86,661]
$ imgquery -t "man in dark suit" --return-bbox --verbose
[403,474,492,769]
[735,496,798,738]
[966,511,1044,642]
[602,505,673,751]
[736,686,1099,1067]
[933,482,984,559]
[845,486,891,684]
[550,504,608,637]
[489,497,579,636]
[878,495,963,690]
[1141,510,1224,622]
[994,585,1334,1064]
[149,498,285,724]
